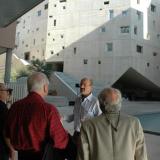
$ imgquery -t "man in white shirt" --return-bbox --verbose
[65,78,102,143]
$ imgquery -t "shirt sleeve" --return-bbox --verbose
[73,99,80,131]
[135,120,148,160]
[48,107,69,149]
[93,100,102,116]
[77,125,90,160]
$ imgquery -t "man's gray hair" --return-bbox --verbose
[80,77,93,86]
[27,72,49,92]
[98,88,122,113]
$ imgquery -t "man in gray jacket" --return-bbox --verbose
[77,88,148,160]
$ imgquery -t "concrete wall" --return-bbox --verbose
[14,0,160,88]
[13,0,48,60]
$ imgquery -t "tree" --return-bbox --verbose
[28,59,52,78]
[16,69,31,79]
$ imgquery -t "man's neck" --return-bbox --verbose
[81,92,91,98]
[31,91,45,99]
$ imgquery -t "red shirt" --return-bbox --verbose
[5,92,68,151]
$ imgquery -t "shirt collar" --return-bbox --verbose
[28,91,44,101]
[82,93,93,102]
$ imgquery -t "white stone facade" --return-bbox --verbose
[14,0,160,89]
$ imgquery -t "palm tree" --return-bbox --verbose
[28,59,52,78]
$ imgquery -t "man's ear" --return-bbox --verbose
[44,84,48,94]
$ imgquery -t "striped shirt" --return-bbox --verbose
[73,93,102,132]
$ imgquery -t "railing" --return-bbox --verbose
[50,72,78,101]
[6,82,28,103]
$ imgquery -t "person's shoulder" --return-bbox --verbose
[88,94,98,102]
[121,114,139,121]
[11,97,26,108]
[120,114,141,126]
[82,114,104,128]
[44,102,59,113]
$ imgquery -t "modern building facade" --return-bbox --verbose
[14,0,160,98]
[14,0,49,61]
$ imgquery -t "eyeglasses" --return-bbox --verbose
[0,89,13,94]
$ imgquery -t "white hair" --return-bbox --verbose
[98,88,122,113]
[27,72,49,92]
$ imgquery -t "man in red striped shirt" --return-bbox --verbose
[4,72,69,160]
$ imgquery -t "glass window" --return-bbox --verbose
[137,45,143,53]
[122,10,127,16]
[134,26,137,35]
[54,20,56,26]
[104,1,109,5]
[109,10,114,20]
[60,0,67,2]
[100,27,106,32]
[44,4,48,10]
[120,26,130,33]
[83,59,88,64]
[137,11,141,20]
[37,10,41,16]
[151,4,156,12]
[157,34,160,39]
[98,60,101,64]
[24,52,30,61]
[74,47,77,54]
[106,43,113,52]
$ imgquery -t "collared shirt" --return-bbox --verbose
[73,93,102,132]
[4,92,68,151]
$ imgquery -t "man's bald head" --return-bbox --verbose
[27,72,49,97]
[98,88,122,113]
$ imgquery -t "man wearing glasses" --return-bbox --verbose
[0,83,13,160]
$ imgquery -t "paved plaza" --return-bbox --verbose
[57,101,160,160]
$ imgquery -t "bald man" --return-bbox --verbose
[77,88,148,160]
[4,72,69,160]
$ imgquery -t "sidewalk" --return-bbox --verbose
[58,101,160,160]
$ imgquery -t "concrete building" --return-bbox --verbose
[14,0,160,99]
[0,0,45,83]
[14,0,49,61]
